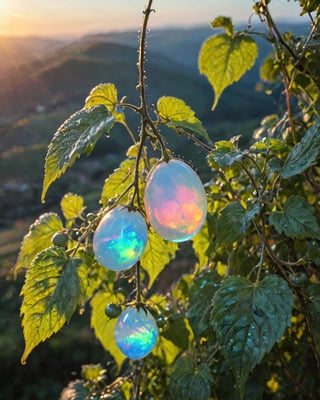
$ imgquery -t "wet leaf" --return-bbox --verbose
[170,355,213,400]
[279,123,320,178]
[20,247,88,364]
[211,275,293,398]
[269,195,320,239]
[42,105,114,202]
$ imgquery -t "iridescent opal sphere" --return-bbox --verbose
[144,159,207,242]
[114,307,159,359]
[93,207,148,271]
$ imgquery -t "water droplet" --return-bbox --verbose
[262,335,267,341]
[253,306,265,318]
[250,323,256,330]
[248,331,252,337]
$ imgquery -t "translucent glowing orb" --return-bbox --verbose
[115,307,159,359]
[144,159,207,242]
[93,207,148,271]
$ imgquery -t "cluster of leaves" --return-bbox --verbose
[14,0,320,399]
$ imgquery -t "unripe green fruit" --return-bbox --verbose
[52,232,68,248]
[105,303,122,319]
[156,315,166,328]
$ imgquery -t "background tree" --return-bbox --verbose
[12,0,320,399]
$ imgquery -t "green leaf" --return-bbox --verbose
[216,202,259,247]
[269,195,320,239]
[199,32,258,110]
[279,123,320,179]
[90,291,126,369]
[187,269,220,338]
[61,193,85,222]
[153,336,180,365]
[101,159,136,206]
[170,355,213,400]
[211,275,293,398]
[20,247,88,364]
[42,105,115,202]
[163,317,193,351]
[260,55,281,82]
[210,16,233,36]
[157,96,212,144]
[14,213,64,277]
[84,83,125,123]
[208,140,243,168]
[140,228,178,289]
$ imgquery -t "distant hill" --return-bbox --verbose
[0,25,283,146]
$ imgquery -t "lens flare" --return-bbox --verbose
[115,307,159,359]
[93,207,148,271]
[144,159,207,241]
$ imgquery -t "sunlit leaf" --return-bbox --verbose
[20,247,89,364]
[211,16,233,36]
[90,290,126,369]
[42,105,115,202]
[279,123,320,178]
[84,83,125,123]
[199,29,258,110]
[157,96,212,144]
[140,228,178,289]
[211,275,293,398]
[170,355,213,400]
[269,195,320,239]
[61,193,85,222]
[100,159,136,206]
[14,213,63,277]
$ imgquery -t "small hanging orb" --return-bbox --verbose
[114,307,159,359]
[93,206,148,271]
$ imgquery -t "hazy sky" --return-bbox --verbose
[0,0,306,37]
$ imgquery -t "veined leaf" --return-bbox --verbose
[216,202,259,247]
[187,269,221,338]
[84,83,125,123]
[61,193,85,222]
[279,123,320,178]
[208,140,243,168]
[20,247,88,364]
[199,30,258,110]
[269,195,320,239]
[157,96,212,144]
[100,159,136,206]
[211,275,293,398]
[42,105,115,202]
[170,355,213,400]
[140,228,178,289]
[14,213,63,277]
[90,291,126,369]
